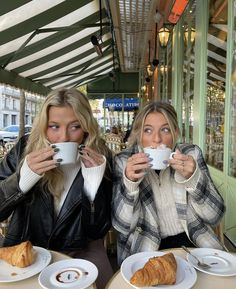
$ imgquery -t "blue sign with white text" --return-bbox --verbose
[103,98,139,111]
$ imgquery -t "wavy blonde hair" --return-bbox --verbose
[128,101,180,149]
[24,88,110,198]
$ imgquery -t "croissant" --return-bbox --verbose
[130,252,177,287]
[0,241,35,268]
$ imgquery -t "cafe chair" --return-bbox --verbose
[5,141,15,152]
[104,228,117,256]
[214,222,224,245]
[104,134,124,154]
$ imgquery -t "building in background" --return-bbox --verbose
[0,85,44,129]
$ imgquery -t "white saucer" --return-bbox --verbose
[38,259,98,289]
[187,248,236,276]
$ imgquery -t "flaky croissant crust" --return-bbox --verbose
[0,241,35,268]
[130,252,177,287]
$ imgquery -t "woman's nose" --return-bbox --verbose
[152,131,161,144]
[58,129,70,142]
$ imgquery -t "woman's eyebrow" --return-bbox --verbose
[160,123,170,127]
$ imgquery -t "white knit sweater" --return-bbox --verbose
[19,156,106,215]
[124,167,200,238]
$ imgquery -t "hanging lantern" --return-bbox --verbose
[184,27,196,44]
[158,27,170,48]
[160,64,168,75]
[146,64,153,77]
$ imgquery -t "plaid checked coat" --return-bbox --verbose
[112,143,225,265]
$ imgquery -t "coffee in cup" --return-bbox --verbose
[51,142,78,165]
[143,145,176,170]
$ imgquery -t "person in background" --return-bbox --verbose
[123,108,139,143]
[0,88,113,289]
[111,126,119,135]
[112,101,225,265]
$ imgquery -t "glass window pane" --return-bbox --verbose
[182,0,196,143]
[205,0,227,170]
[229,3,236,176]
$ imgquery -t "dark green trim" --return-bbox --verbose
[0,0,31,16]
[87,72,139,94]
[0,68,50,95]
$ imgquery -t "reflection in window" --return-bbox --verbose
[206,83,225,170]
[159,33,172,102]
[182,0,196,143]
[229,4,236,176]
[205,0,227,170]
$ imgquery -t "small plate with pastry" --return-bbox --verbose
[121,251,197,289]
[0,241,51,282]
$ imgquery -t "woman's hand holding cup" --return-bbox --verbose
[125,152,152,182]
[169,149,196,179]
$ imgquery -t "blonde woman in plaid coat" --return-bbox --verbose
[112,102,225,265]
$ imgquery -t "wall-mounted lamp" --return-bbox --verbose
[91,35,103,56]
[152,58,159,68]
[109,71,116,82]
[141,85,147,92]
[158,27,170,48]
[184,27,196,44]
[160,64,168,75]
[146,64,153,77]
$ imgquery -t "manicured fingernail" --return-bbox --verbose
[51,145,56,148]
[163,160,168,164]
[56,163,61,167]
[54,148,59,152]
[78,144,85,150]
[148,157,153,161]
[57,158,63,162]
[149,164,153,167]
[145,153,150,157]
[79,152,83,155]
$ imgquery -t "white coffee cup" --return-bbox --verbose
[143,146,176,170]
[51,142,78,165]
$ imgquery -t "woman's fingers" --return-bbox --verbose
[125,153,151,181]
[79,146,104,167]
[26,146,58,175]
[169,151,196,178]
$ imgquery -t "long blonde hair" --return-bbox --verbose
[128,101,180,149]
[24,88,110,198]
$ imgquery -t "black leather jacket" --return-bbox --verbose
[0,136,112,251]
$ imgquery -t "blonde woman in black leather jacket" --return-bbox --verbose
[0,88,113,289]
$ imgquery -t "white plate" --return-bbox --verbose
[121,251,197,289]
[38,259,98,289]
[0,246,51,282]
[186,248,236,276]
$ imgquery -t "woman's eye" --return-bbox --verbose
[144,128,152,134]
[70,125,81,131]
[48,124,59,129]
[161,127,171,134]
